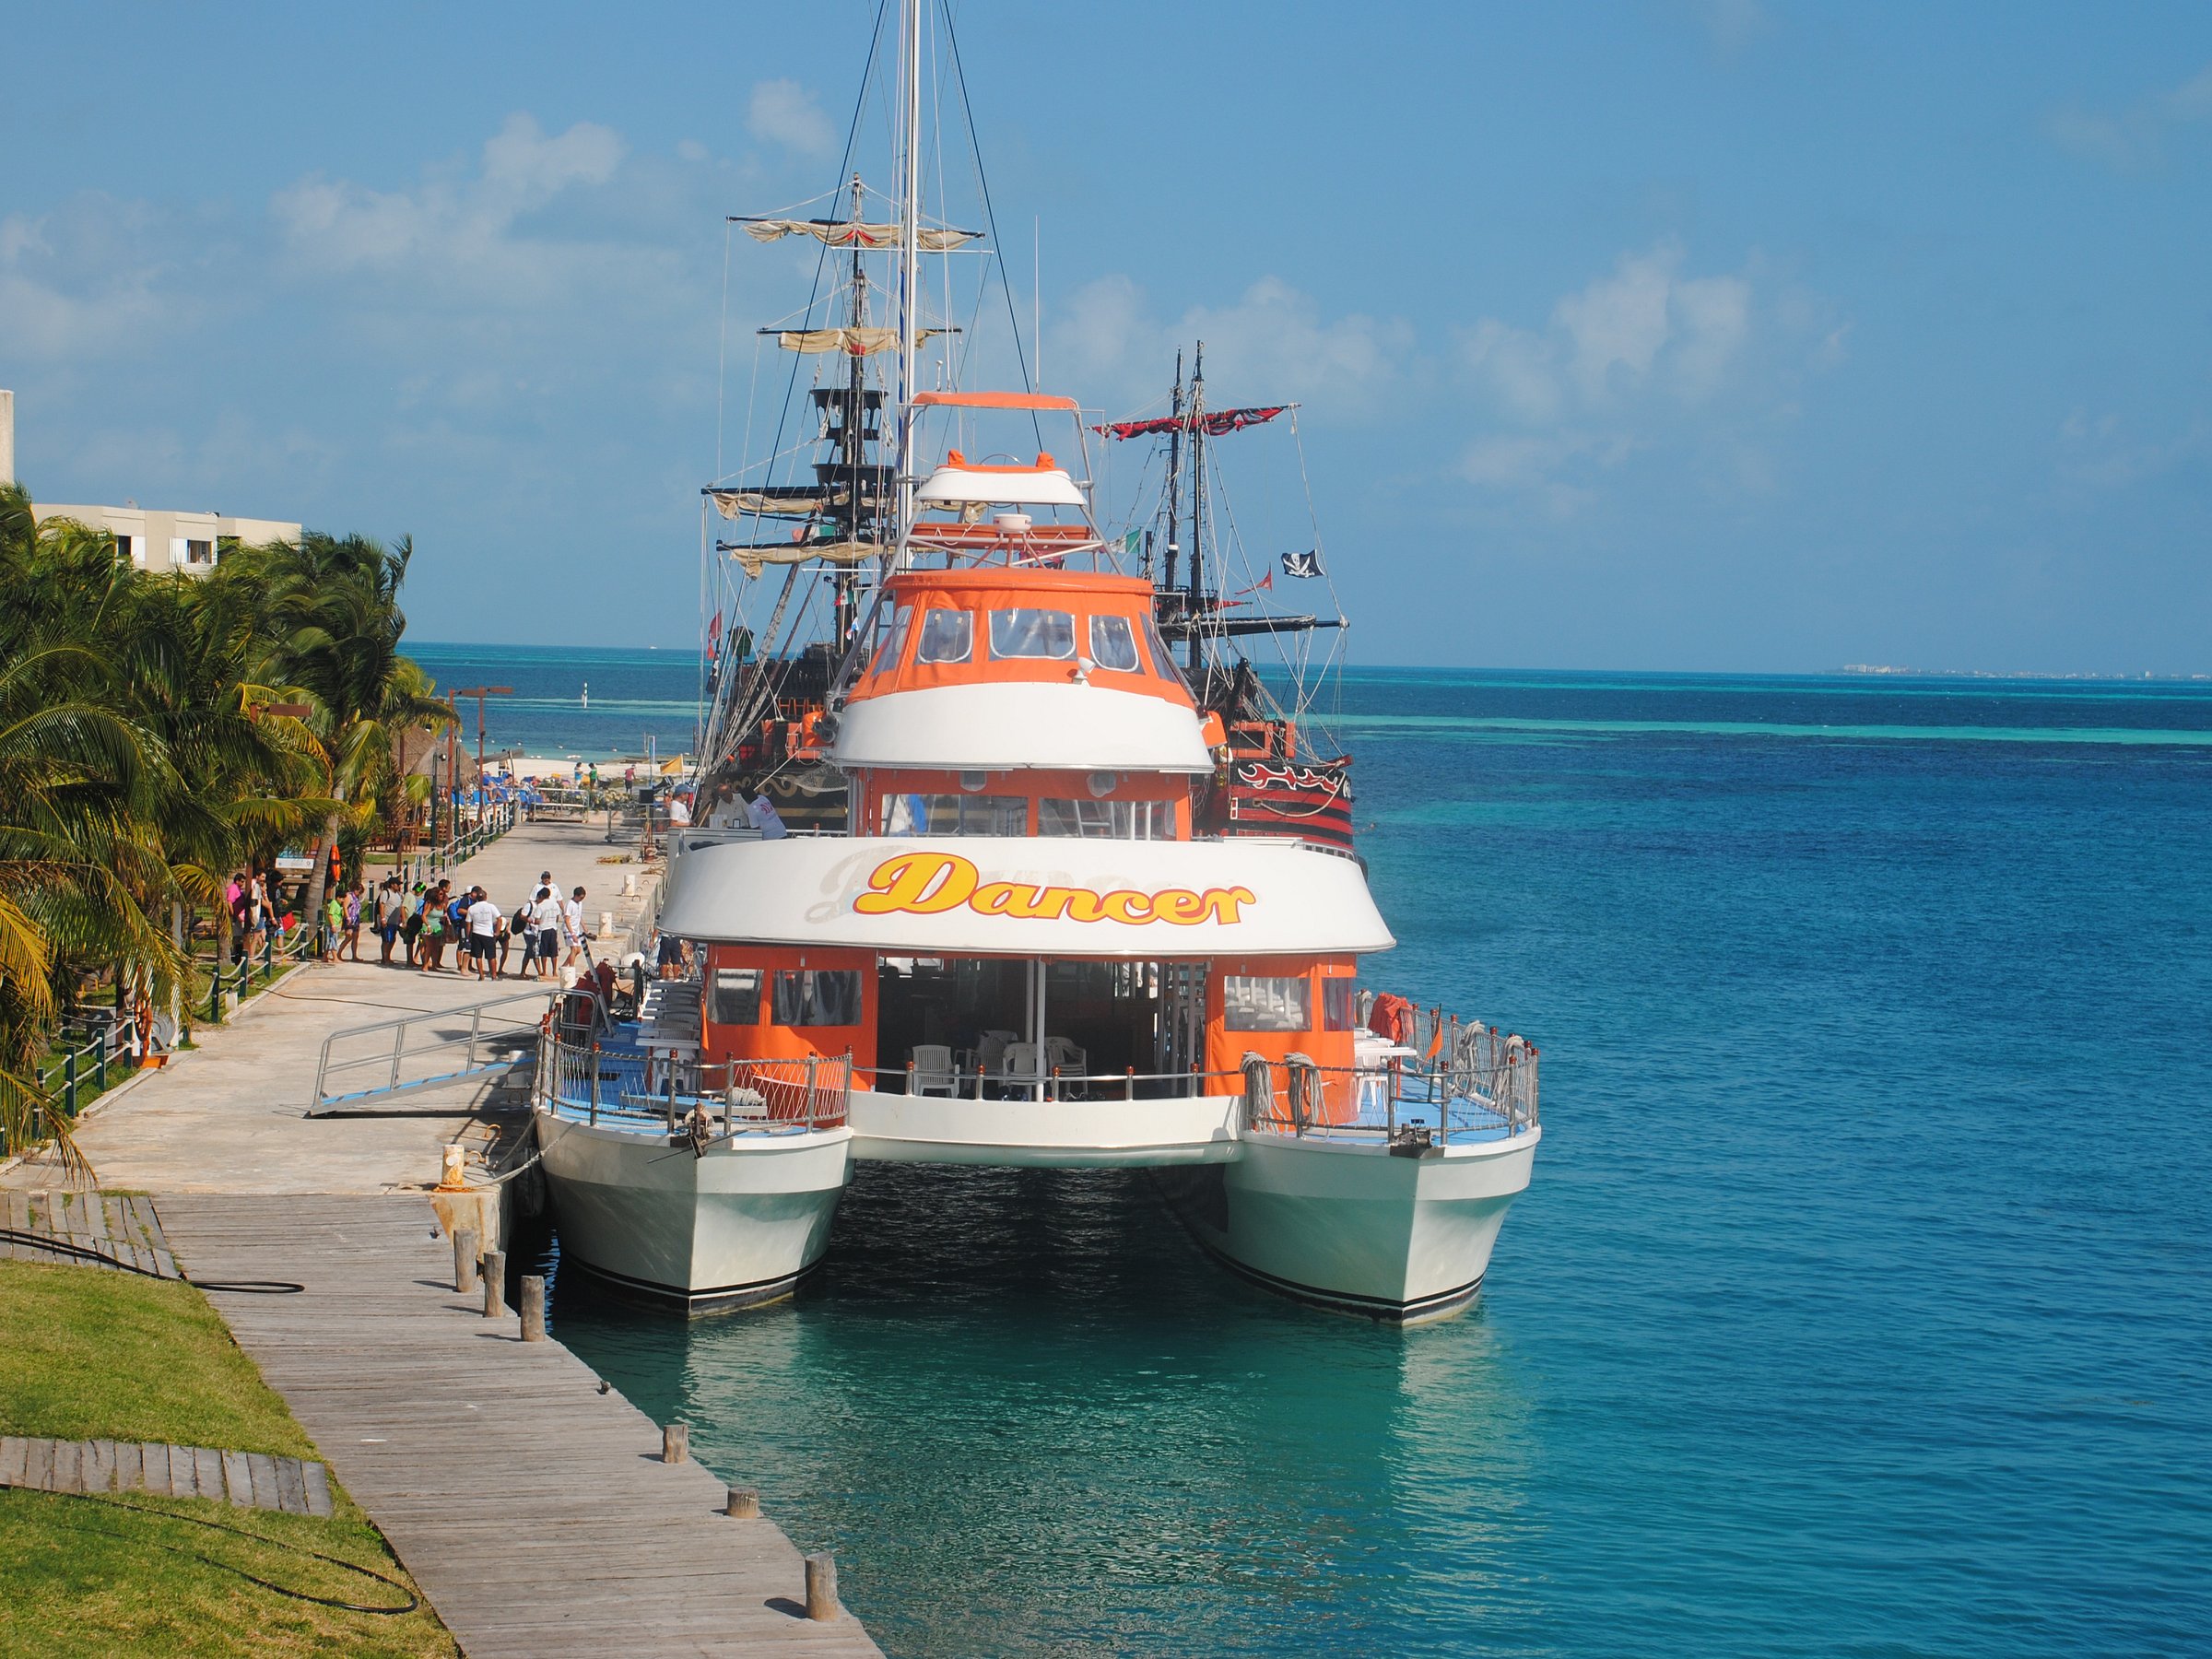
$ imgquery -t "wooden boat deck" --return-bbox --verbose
[156,1192,880,1658]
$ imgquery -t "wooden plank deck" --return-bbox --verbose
[0,1434,330,1513]
[155,1193,880,1658]
[1,1189,182,1277]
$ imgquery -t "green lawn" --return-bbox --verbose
[0,1259,454,1657]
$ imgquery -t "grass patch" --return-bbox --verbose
[0,1487,454,1657]
[0,1261,312,1454]
[0,1260,454,1655]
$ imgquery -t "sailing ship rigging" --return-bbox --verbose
[527,0,1540,1328]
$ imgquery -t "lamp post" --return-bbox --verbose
[451,686,513,841]
[451,686,514,782]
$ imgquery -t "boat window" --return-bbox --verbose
[1143,618,1186,686]
[870,606,913,675]
[914,608,973,665]
[771,969,863,1027]
[1037,798,1176,840]
[988,607,1076,660]
[1223,974,1311,1032]
[1088,614,1141,673]
[880,794,1028,836]
[1322,978,1359,1032]
[709,968,760,1026]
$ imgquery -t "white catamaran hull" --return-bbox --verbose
[1164,1126,1540,1323]
[534,1109,853,1310]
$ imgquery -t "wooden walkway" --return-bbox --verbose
[154,1194,880,1658]
[0,1435,333,1516]
[2,1187,180,1276]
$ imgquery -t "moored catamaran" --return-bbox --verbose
[532,0,1541,1323]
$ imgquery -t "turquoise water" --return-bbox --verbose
[516,660,2212,1656]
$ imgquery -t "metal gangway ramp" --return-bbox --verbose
[308,989,557,1115]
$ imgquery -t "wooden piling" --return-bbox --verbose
[805,1552,840,1621]
[481,1249,505,1318]
[662,1422,688,1464]
[519,1275,546,1341]
[724,1485,759,1518]
[454,1227,479,1294]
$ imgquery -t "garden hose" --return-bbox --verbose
[0,1227,303,1294]
[21,1488,418,1614]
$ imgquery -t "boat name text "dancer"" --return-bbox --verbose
[853,853,1255,925]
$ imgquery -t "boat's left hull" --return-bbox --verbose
[534,1108,853,1311]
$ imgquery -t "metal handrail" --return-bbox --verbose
[308,986,556,1114]
[535,1033,852,1135]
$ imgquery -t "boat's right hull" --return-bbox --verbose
[1160,1126,1539,1323]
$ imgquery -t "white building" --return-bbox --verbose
[1,389,301,574]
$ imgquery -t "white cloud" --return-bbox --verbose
[747,80,834,156]
[1692,0,1771,58]
[273,113,628,288]
[2048,59,2212,169]
[2054,408,2211,493]
[0,196,178,360]
[1051,274,1408,417]
[1453,241,1832,507]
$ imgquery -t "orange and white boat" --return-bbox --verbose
[532,1,1540,1321]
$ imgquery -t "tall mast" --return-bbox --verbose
[893,0,923,571]
[836,171,867,643]
[1161,348,1183,598]
[1186,340,1206,675]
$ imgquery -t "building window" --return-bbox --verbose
[988,607,1075,660]
[709,968,760,1026]
[183,540,214,565]
[1322,979,1359,1032]
[1088,614,1141,672]
[771,969,863,1027]
[1223,975,1312,1032]
[881,794,1027,835]
[871,606,913,674]
[114,535,141,566]
[1037,798,1175,840]
[914,608,973,665]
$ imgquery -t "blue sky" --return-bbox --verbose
[5,2,2210,672]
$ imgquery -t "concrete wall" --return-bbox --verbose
[1,389,14,487]
[30,502,301,575]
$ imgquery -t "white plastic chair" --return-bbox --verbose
[999,1042,1041,1094]
[975,1030,1018,1078]
[1044,1036,1087,1076]
[910,1043,958,1098]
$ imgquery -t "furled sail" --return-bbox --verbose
[716,539,885,581]
[763,325,952,356]
[1093,406,1288,441]
[740,218,981,252]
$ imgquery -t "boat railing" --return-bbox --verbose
[1239,1031,1539,1148]
[535,1031,852,1135]
[858,1063,1244,1102]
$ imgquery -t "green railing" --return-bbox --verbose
[6,1017,128,1157]
[382,801,522,894]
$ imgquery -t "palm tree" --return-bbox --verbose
[0,488,182,1159]
[229,532,453,941]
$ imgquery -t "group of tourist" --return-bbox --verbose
[365,868,592,981]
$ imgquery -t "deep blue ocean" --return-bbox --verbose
[457,646,2212,1657]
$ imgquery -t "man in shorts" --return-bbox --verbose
[562,886,588,970]
[465,885,502,981]
[533,886,563,976]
